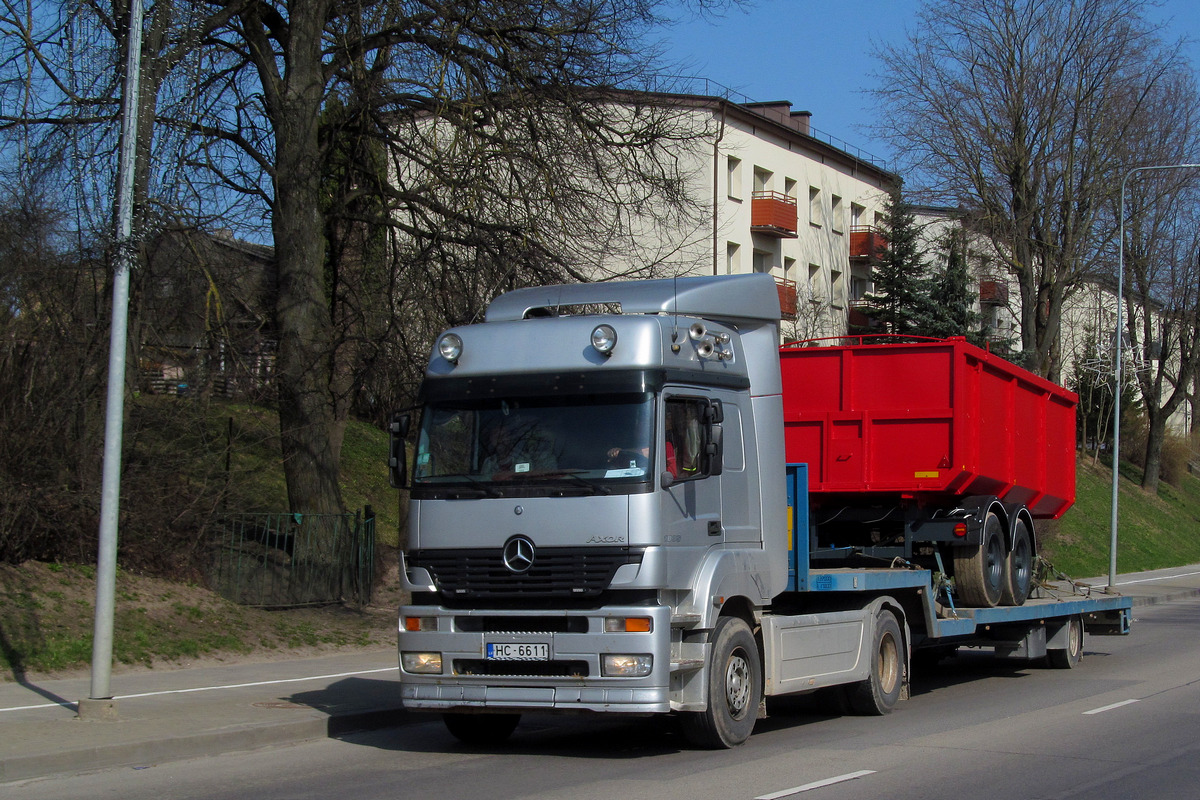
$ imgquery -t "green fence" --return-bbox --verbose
[210,508,375,607]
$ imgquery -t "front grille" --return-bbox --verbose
[455,616,588,634]
[412,547,642,599]
[454,659,589,677]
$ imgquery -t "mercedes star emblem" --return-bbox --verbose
[502,535,535,574]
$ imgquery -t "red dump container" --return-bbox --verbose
[780,338,1077,519]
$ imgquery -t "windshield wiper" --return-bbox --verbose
[540,470,612,496]
[418,473,502,498]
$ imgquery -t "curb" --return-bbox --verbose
[1,707,418,784]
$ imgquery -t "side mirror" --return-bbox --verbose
[388,412,411,488]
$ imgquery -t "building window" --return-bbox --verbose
[753,167,773,194]
[831,195,844,234]
[809,187,821,227]
[726,242,741,274]
[808,263,822,299]
[753,249,772,274]
[851,202,865,229]
[784,256,796,282]
[850,274,869,302]
[831,269,845,309]
[727,157,742,201]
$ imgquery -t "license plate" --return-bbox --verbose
[486,642,549,660]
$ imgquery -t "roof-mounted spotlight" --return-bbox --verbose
[437,332,463,364]
[591,324,618,356]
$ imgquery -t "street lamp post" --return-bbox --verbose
[1110,163,1200,589]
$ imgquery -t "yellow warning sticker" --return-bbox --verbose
[914,471,939,479]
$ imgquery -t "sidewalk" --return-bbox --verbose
[3,565,1200,784]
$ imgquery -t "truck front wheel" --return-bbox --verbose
[681,615,762,749]
[954,511,1005,607]
[443,712,521,745]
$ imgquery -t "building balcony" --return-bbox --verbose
[849,226,887,260]
[751,191,798,238]
[979,279,1009,305]
[776,278,798,320]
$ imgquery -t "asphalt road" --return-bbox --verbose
[10,594,1199,800]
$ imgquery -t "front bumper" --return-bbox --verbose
[398,603,674,714]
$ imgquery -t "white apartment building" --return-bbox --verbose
[614,95,897,340]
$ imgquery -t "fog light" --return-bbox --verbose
[591,324,617,355]
[401,652,443,674]
[602,654,652,677]
[604,617,653,633]
[438,333,463,363]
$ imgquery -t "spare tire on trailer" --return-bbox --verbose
[954,511,1005,607]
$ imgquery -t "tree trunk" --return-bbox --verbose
[268,4,343,517]
[1142,411,1167,494]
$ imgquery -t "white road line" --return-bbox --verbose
[755,770,877,799]
[0,667,395,714]
[1084,698,1141,715]
[1112,570,1200,586]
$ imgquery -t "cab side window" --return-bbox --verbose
[665,398,706,481]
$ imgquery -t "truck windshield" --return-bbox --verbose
[413,392,654,490]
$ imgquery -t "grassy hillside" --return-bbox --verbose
[1039,458,1200,578]
[128,396,402,549]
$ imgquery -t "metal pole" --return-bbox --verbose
[83,0,144,718]
[1109,163,1200,589]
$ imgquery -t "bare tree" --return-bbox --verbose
[2,1,726,521]
[872,0,1191,381]
[1121,191,1200,493]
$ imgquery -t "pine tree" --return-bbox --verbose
[860,184,927,335]
[915,227,978,339]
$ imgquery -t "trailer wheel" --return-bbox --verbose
[1001,518,1033,606]
[845,610,904,715]
[954,511,1005,607]
[443,712,521,745]
[681,616,761,749]
[1046,615,1084,669]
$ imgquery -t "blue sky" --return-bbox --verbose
[653,0,1200,166]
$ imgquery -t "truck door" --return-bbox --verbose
[661,394,723,551]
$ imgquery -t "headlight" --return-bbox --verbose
[602,654,652,677]
[591,324,617,356]
[437,333,463,363]
[401,652,443,674]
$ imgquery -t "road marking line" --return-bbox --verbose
[0,667,396,714]
[1112,570,1200,586]
[756,770,876,799]
[1084,699,1140,715]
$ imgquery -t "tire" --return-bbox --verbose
[1046,616,1084,669]
[442,712,521,745]
[1001,518,1033,606]
[845,610,904,716]
[680,616,762,749]
[954,511,1005,607]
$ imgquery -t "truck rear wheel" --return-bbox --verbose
[680,615,761,749]
[442,712,521,745]
[954,511,1005,607]
[1001,518,1033,606]
[1046,615,1084,669]
[845,609,903,715]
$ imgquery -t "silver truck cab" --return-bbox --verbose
[395,274,787,727]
